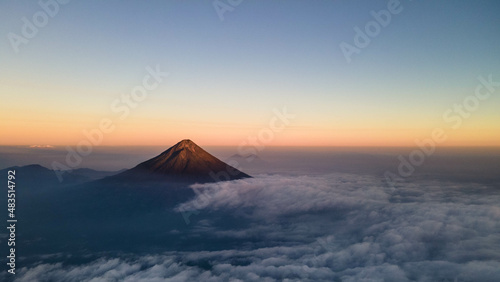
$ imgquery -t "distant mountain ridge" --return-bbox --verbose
[0,164,123,192]
[109,139,251,183]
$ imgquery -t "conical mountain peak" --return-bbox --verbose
[111,139,250,183]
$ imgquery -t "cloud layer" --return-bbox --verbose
[14,173,500,281]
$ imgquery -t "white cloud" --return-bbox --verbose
[176,174,389,219]
[14,173,500,281]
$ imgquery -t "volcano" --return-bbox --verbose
[108,139,251,183]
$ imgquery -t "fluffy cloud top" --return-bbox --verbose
[14,173,500,281]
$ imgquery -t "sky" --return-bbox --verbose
[1,0,500,147]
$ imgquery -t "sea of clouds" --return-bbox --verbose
[15,173,500,281]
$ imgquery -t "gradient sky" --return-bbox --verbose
[1,0,499,147]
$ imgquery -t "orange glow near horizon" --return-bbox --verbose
[2,78,499,148]
[2,66,500,148]
[2,118,499,147]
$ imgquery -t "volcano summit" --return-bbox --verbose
[110,139,251,183]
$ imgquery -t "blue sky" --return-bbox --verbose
[1,0,499,146]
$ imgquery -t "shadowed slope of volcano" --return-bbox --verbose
[108,139,251,184]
